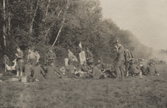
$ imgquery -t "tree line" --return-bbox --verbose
[0,0,155,65]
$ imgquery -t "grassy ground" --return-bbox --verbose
[0,64,167,108]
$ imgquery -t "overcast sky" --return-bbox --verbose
[99,0,167,50]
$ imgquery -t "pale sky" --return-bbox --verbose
[100,0,167,50]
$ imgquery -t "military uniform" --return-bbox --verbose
[47,51,56,65]
[115,43,125,79]
[140,60,148,75]
[147,64,158,76]
[24,63,33,77]
[86,49,93,66]
[28,51,37,66]
[92,65,102,79]
[129,59,142,78]
[81,64,89,72]
[16,50,24,76]
[46,65,60,79]
[33,65,45,81]
[124,49,133,76]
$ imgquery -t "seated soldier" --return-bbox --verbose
[129,59,143,78]
[46,62,61,79]
[24,62,33,80]
[147,62,159,76]
[87,65,102,79]
[47,48,56,65]
[33,63,46,81]
[81,61,89,72]
[92,65,102,79]
[140,59,148,75]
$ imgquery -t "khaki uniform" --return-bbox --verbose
[129,64,141,74]
[28,52,37,66]
[124,49,133,76]
[140,61,148,75]
[86,50,93,66]
[47,51,56,65]
[24,63,33,77]
[115,43,125,79]
[33,65,45,81]
[147,65,158,76]
[16,50,24,76]
[92,65,101,79]
[46,66,60,79]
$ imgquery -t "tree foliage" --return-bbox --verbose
[0,0,155,64]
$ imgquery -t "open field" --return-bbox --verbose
[0,64,167,108]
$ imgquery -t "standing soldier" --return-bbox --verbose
[124,49,133,76]
[114,39,125,80]
[68,49,78,73]
[34,50,40,63]
[27,47,37,66]
[47,48,56,66]
[86,47,93,66]
[15,46,24,77]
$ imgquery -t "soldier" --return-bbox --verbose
[92,65,102,79]
[33,63,46,81]
[34,50,40,63]
[68,49,78,73]
[15,46,24,77]
[24,62,33,79]
[47,48,56,65]
[81,61,89,72]
[86,47,93,66]
[46,62,61,79]
[129,58,143,78]
[27,47,37,66]
[114,39,125,80]
[124,49,133,76]
[147,62,159,76]
[140,59,148,76]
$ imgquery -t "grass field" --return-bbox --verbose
[0,64,167,108]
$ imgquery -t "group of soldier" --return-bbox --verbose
[14,38,160,82]
[111,39,159,80]
[73,39,160,80]
[15,46,58,81]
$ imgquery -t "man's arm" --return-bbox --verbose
[16,51,23,59]
[40,67,45,75]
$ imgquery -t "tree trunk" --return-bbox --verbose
[6,0,10,35]
[30,0,39,35]
[43,0,50,22]
[45,9,63,37]
[3,0,6,51]
[52,17,66,47]
[51,0,70,47]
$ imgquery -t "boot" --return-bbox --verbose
[16,72,19,76]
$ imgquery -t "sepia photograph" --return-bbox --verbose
[0,0,167,107]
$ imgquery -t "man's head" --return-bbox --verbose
[86,47,89,52]
[28,47,33,53]
[16,46,21,52]
[51,62,54,66]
